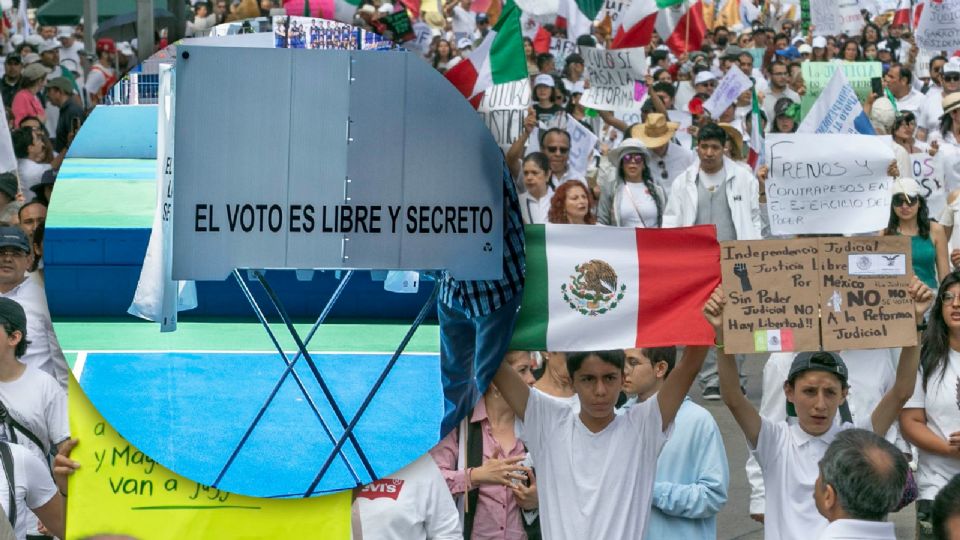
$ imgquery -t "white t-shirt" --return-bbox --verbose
[905,349,960,499]
[0,442,57,540]
[816,519,896,540]
[650,144,695,193]
[518,187,553,225]
[519,388,671,540]
[16,160,50,200]
[0,366,69,460]
[753,416,869,540]
[354,455,461,540]
[618,182,659,227]
[451,6,476,36]
[896,88,927,117]
[700,166,726,190]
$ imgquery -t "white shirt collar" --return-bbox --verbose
[818,518,896,540]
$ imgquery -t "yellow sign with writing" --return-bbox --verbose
[66,376,352,539]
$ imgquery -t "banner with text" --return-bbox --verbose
[478,79,531,152]
[721,236,916,353]
[809,0,841,35]
[916,0,960,52]
[765,133,894,235]
[801,62,882,119]
[704,65,753,120]
[66,376,351,540]
[912,152,947,218]
[580,46,647,112]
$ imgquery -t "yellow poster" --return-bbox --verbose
[66,376,352,539]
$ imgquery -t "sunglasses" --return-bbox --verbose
[621,153,644,164]
[945,74,960,82]
[546,146,569,154]
[892,194,919,207]
[657,160,668,180]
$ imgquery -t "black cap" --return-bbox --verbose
[4,54,20,65]
[31,169,55,197]
[785,351,848,416]
[0,226,29,253]
[0,298,26,336]
[0,173,17,201]
[476,12,488,22]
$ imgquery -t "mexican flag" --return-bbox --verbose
[557,0,604,41]
[612,0,706,55]
[509,224,720,351]
[446,0,528,99]
[747,86,764,170]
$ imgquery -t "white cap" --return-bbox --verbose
[944,60,960,75]
[21,52,40,65]
[456,37,473,50]
[569,81,585,94]
[812,36,827,49]
[798,44,812,55]
[378,3,393,13]
[117,41,135,56]
[792,35,805,45]
[39,40,61,54]
[694,71,717,85]
[891,177,921,197]
[534,74,555,88]
[24,34,42,47]
[878,40,891,52]
[57,26,73,38]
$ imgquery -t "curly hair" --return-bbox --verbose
[548,180,596,224]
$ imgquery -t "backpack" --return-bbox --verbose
[0,441,14,528]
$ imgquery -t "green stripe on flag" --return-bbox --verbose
[489,0,528,85]
[655,0,684,7]
[509,225,549,350]
[753,331,767,352]
[578,0,604,20]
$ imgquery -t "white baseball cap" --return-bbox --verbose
[694,71,717,85]
[812,36,827,49]
[534,74,555,88]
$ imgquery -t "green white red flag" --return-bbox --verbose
[446,0,528,99]
[510,224,720,351]
[611,0,705,55]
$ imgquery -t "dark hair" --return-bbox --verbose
[547,180,596,224]
[536,53,554,71]
[885,193,930,239]
[11,127,34,158]
[860,22,882,45]
[921,271,960,392]
[745,110,768,133]
[18,201,44,222]
[2,318,28,358]
[932,473,960,540]
[890,63,913,84]
[943,112,956,139]
[522,152,550,178]
[697,122,727,145]
[566,350,625,378]
[616,151,664,226]
[431,39,453,68]
[892,111,917,136]
[643,346,677,377]
[28,222,43,274]
[522,37,535,61]
[841,39,862,61]
[652,81,676,98]
[818,429,908,521]
[539,127,570,147]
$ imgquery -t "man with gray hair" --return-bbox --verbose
[813,429,907,539]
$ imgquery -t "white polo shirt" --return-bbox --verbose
[816,519,896,540]
[517,186,554,225]
[753,416,870,540]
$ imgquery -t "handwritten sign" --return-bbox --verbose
[765,133,894,235]
[917,0,960,52]
[801,62,881,119]
[912,152,946,218]
[819,237,916,351]
[809,0,841,35]
[721,237,917,353]
[838,0,865,35]
[550,37,578,70]
[602,0,632,26]
[721,239,822,354]
[704,65,753,120]
[527,115,598,177]
[66,376,351,539]
[478,79,531,152]
[412,21,433,54]
[580,46,647,111]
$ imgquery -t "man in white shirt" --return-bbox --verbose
[353,454,461,540]
[813,429,905,540]
[0,442,62,540]
[492,340,710,538]
[762,61,800,131]
[920,60,960,140]
[445,0,476,42]
[886,63,926,116]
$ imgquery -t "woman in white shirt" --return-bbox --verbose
[901,271,960,540]
[596,139,666,227]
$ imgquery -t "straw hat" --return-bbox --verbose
[943,93,960,117]
[607,138,647,167]
[718,123,744,159]
[629,113,680,148]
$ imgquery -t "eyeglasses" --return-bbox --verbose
[546,146,569,154]
[945,74,960,82]
[622,153,644,164]
[940,291,960,304]
[892,194,919,207]
[0,249,26,258]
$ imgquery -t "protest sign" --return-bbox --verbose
[704,65,753,119]
[800,61,882,119]
[915,48,936,79]
[809,0,841,35]
[667,110,693,148]
[550,37,578,69]
[720,239,822,354]
[916,0,960,52]
[797,67,874,135]
[382,11,415,42]
[602,0,632,27]
[412,21,432,54]
[580,46,647,112]
[911,152,946,218]
[839,0,865,34]
[66,377,351,540]
[765,133,894,235]
[527,115,599,177]
[478,79,531,152]
[819,236,916,350]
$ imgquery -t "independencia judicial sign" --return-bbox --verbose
[172,45,504,281]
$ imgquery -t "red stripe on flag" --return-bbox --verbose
[611,13,657,49]
[533,26,552,53]
[445,59,480,99]
[634,225,720,347]
[662,6,706,55]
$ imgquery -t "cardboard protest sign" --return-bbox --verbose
[703,65,753,120]
[819,236,916,350]
[916,0,960,52]
[809,0,841,35]
[580,46,648,112]
[550,37,578,69]
[911,152,946,218]
[765,133,894,235]
[66,376,351,540]
[478,79,531,152]
[720,239,822,354]
[720,237,917,353]
[801,62,882,118]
